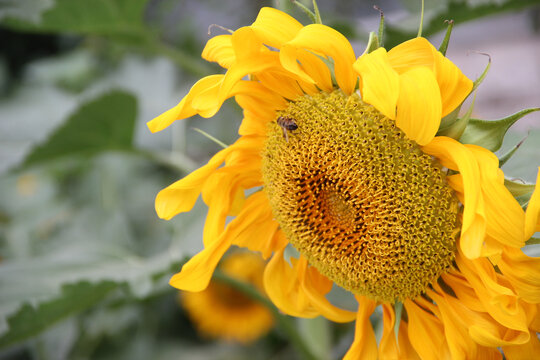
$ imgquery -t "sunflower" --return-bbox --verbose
[149,7,540,359]
[179,252,274,343]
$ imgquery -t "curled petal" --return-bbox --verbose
[525,167,540,240]
[388,37,472,116]
[434,51,473,117]
[202,34,235,68]
[301,265,357,323]
[147,75,223,132]
[423,137,485,258]
[231,193,281,258]
[169,192,273,292]
[263,247,319,318]
[353,47,399,120]
[405,299,452,360]
[387,37,436,74]
[250,7,303,49]
[466,145,525,248]
[282,24,357,94]
[396,67,442,145]
[343,296,378,360]
[499,247,540,303]
[155,135,261,220]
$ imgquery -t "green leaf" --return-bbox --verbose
[297,317,330,360]
[527,237,540,245]
[0,0,54,23]
[23,90,137,167]
[459,108,540,152]
[1,0,149,40]
[0,281,117,349]
[384,0,540,48]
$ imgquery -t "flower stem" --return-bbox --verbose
[213,271,320,360]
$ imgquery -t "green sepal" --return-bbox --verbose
[393,301,403,344]
[374,5,385,48]
[504,178,535,208]
[498,134,528,167]
[472,54,491,93]
[459,108,540,152]
[437,93,476,139]
[363,32,380,55]
[438,20,454,56]
[191,127,228,148]
[526,237,540,245]
[292,0,322,24]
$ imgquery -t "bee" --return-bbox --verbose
[276,116,298,142]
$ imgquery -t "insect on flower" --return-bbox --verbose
[276,116,298,142]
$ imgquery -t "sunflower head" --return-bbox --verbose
[263,89,460,302]
[151,6,540,359]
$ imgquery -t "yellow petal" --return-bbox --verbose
[422,136,485,258]
[282,24,357,94]
[255,70,305,100]
[295,50,334,92]
[433,51,473,117]
[405,299,452,360]
[499,247,540,303]
[343,296,378,360]
[455,251,530,342]
[353,47,399,119]
[503,333,540,360]
[250,7,303,49]
[263,247,319,318]
[396,67,442,145]
[388,37,473,117]
[155,135,262,220]
[169,228,232,292]
[525,167,540,240]
[379,304,421,360]
[169,191,274,292]
[201,161,261,246]
[301,265,357,323]
[387,37,435,74]
[147,75,223,132]
[428,288,485,358]
[466,145,525,248]
[202,34,235,68]
[231,192,281,257]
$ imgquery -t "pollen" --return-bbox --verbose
[262,90,460,303]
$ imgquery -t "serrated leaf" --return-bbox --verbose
[0,281,117,348]
[23,90,137,167]
[1,0,149,41]
[458,108,540,152]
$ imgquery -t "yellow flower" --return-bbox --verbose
[179,252,274,343]
[149,7,540,359]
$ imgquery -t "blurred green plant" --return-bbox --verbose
[1,0,539,359]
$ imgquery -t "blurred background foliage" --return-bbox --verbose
[0,0,539,359]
